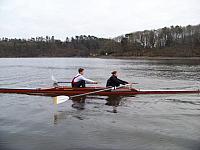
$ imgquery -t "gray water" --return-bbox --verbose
[0,58,200,150]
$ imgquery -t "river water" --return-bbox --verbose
[0,58,200,150]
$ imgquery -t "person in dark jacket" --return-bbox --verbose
[106,71,129,87]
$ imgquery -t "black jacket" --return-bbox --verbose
[106,75,128,87]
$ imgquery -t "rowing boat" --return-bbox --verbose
[0,86,199,97]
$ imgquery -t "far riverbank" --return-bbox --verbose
[98,56,200,60]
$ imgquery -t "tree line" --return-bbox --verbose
[0,35,108,57]
[114,24,200,56]
[0,24,199,57]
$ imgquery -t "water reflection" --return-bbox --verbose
[54,95,127,124]
[71,96,86,110]
[54,96,86,125]
[105,96,123,113]
[54,111,67,125]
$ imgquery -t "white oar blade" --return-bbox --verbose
[53,96,69,105]
[51,75,57,82]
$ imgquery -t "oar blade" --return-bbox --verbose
[52,75,59,87]
[51,75,57,82]
[53,96,69,104]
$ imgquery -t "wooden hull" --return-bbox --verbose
[0,86,199,97]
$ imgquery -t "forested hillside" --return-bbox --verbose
[0,24,199,57]
[114,24,200,56]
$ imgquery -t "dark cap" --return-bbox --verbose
[111,71,117,75]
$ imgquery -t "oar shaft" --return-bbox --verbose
[57,82,98,84]
[70,88,113,98]
[70,84,130,98]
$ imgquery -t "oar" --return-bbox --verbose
[53,84,131,104]
[51,75,99,86]
[51,75,71,84]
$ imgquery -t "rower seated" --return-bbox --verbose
[71,68,97,88]
[106,71,129,87]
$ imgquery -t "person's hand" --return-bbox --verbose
[133,82,138,84]
[129,82,138,84]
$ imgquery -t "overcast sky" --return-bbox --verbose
[0,0,199,40]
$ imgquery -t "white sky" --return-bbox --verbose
[0,0,199,40]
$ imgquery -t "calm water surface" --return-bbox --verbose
[0,58,200,150]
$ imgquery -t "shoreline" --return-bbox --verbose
[0,56,200,60]
[98,56,200,60]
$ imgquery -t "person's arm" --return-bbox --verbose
[117,78,128,85]
[111,76,127,85]
[111,76,128,85]
[80,76,97,84]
